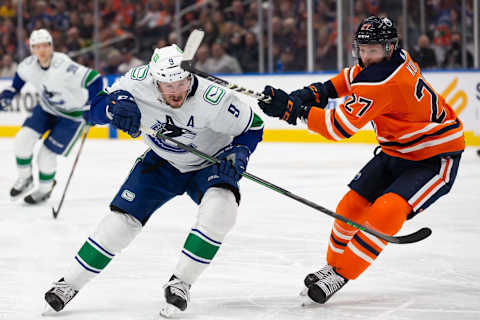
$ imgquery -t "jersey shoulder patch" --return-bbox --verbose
[129,65,149,81]
[203,84,226,105]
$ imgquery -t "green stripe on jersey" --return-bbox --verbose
[16,156,32,166]
[77,240,113,270]
[251,113,264,129]
[183,232,220,261]
[58,109,84,118]
[83,70,100,88]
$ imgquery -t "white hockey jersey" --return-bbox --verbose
[108,65,259,173]
[17,52,100,121]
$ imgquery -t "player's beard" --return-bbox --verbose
[164,93,188,108]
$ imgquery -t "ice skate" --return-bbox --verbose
[24,180,56,204]
[301,268,348,305]
[9,175,33,200]
[44,278,78,313]
[300,264,336,298]
[159,275,191,318]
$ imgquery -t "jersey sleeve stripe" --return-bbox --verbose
[349,67,356,83]
[83,69,101,88]
[250,112,264,130]
[332,110,352,138]
[344,68,351,91]
[336,106,360,133]
[325,109,342,141]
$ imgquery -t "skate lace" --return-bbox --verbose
[312,265,335,280]
[164,279,191,302]
[52,281,77,301]
[317,273,346,296]
[13,176,31,190]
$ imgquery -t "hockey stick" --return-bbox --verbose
[141,125,431,244]
[180,29,271,103]
[51,125,90,219]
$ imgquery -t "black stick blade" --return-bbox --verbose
[52,207,59,219]
[395,227,432,244]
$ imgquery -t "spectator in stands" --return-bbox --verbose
[204,41,242,74]
[239,32,259,73]
[316,25,336,70]
[65,27,82,52]
[117,50,144,74]
[0,0,16,18]
[79,13,94,42]
[167,31,178,45]
[202,20,219,46]
[442,33,473,69]
[226,0,245,26]
[26,1,51,32]
[51,2,70,31]
[0,54,17,78]
[276,46,303,72]
[103,49,122,74]
[193,44,210,73]
[412,34,438,69]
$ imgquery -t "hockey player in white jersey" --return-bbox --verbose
[0,29,103,204]
[44,44,264,317]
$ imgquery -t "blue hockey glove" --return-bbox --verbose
[108,90,141,138]
[290,82,329,109]
[258,86,311,125]
[0,89,15,110]
[216,145,251,181]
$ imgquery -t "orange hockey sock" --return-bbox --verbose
[334,192,412,280]
[326,190,371,267]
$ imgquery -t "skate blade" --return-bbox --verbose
[159,302,182,318]
[10,185,34,201]
[299,287,308,297]
[299,294,319,308]
[41,303,57,316]
[298,287,318,308]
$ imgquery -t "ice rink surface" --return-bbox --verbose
[1,138,479,320]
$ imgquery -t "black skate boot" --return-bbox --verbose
[24,180,56,204]
[306,268,348,304]
[44,278,78,312]
[159,275,191,318]
[9,175,33,200]
[303,264,336,287]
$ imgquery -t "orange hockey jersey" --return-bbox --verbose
[307,49,465,161]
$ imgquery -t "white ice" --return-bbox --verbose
[0,138,479,320]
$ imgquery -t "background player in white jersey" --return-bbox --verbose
[44,44,264,317]
[0,29,103,204]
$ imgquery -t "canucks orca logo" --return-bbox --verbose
[149,120,196,153]
[41,85,65,106]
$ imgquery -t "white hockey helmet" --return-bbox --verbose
[29,28,53,51]
[149,44,190,84]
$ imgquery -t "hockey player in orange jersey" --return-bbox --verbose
[258,16,464,304]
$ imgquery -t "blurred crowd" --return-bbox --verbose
[0,0,476,77]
